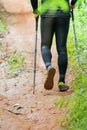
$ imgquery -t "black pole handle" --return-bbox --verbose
[36,17,39,31]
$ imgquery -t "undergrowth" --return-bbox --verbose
[0,20,7,32]
[0,12,25,77]
[56,2,87,130]
[5,51,25,77]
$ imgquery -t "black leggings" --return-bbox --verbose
[41,17,70,83]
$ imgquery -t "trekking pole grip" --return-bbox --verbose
[36,17,39,31]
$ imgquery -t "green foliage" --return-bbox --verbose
[65,76,87,130]
[56,75,87,130]
[67,6,87,74]
[5,51,25,76]
[56,3,87,130]
[0,42,2,48]
[77,0,87,9]
[0,20,7,32]
[0,17,7,48]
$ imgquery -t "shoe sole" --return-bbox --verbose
[44,67,56,90]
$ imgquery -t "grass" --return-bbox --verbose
[56,5,87,130]
[0,20,7,32]
[5,51,25,77]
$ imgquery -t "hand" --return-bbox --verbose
[70,4,75,9]
[33,14,39,18]
[69,0,75,9]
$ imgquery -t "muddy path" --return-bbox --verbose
[0,11,74,130]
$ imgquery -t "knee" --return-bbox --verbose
[41,45,47,49]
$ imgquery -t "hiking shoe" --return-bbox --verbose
[44,66,56,90]
[58,82,69,92]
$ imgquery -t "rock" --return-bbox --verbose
[0,108,36,130]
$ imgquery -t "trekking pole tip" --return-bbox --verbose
[33,84,35,94]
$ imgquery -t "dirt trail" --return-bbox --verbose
[0,12,74,130]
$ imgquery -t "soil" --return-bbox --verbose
[0,11,74,130]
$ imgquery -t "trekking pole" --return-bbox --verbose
[71,9,80,67]
[33,17,39,94]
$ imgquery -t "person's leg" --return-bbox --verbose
[41,17,54,69]
[55,17,70,91]
[41,17,56,90]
